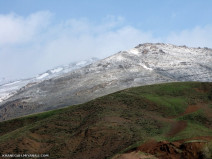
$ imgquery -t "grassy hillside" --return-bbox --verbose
[0,82,212,159]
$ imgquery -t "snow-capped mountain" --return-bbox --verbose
[0,43,212,121]
[35,57,98,80]
[0,58,98,103]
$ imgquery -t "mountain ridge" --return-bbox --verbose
[0,43,212,121]
[0,58,98,103]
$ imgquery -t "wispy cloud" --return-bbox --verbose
[0,11,211,80]
[166,25,212,47]
[0,11,52,46]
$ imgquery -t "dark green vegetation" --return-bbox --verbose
[0,82,212,159]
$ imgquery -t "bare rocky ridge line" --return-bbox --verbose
[0,58,98,103]
[0,43,212,121]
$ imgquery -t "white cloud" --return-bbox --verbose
[38,23,158,69]
[0,11,52,46]
[166,25,212,48]
[0,11,212,81]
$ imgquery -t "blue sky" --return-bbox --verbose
[1,0,212,35]
[0,0,212,80]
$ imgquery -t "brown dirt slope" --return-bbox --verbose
[135,137,212,159]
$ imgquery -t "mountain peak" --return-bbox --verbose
[0,43,212,121]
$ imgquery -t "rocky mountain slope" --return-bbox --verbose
[0,43,212,121]
[0,58,97,103]
[0,82,211,159]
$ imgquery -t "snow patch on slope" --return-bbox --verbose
[76,61,87,66]
[139,63,153,71]
[36,73,49,80]
[3,81,21,86]
[0,58,98,103]
[128,48,140,55]
[50,67,63,73]
[115,54,126,61]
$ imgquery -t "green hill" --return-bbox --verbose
[0,82,212,159]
